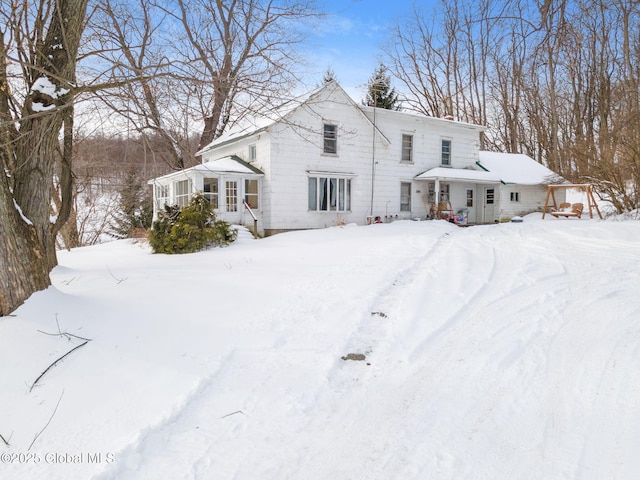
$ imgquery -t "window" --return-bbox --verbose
[400,182,411,211]
[466,189,474,207]
[323,123,337,154]
[441,139,451,166]
[155,184,169,209]
[175,179,191,208]
[225,181,238,212]
[486,188,495,204]
[203,178,219,208]
[308,176,351,211]
[510,192,520,202]
[249,144,256,161]
[244,179,259,209]
[401,134,413,162]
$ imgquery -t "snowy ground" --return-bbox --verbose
[1,214,639,480]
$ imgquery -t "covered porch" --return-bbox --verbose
[415,167,502,224]
[148,156,264,232]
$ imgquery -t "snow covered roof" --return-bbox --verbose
[195,155,263,175]
[196,86,326,156]
[148,156,263,184]
[415,167,501,183]
[477,151,564,185]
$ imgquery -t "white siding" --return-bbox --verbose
[498,184,565,220]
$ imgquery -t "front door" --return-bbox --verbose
[465,186,476,223]
[483,187,495,223]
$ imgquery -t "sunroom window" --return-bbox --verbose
[175,179,191,208]
[203,178,219,208]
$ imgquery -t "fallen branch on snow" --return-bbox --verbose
[28,390,64,451]
[0,431,10,446]
[37,315,91,342]
[29,341,89,392]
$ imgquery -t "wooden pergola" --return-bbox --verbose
[542,184,603,219]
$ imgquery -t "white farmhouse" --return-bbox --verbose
[149,81,563,235]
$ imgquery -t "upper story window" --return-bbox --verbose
[401,134,413,163]
[441,139,452,166]
[510,192,520,202]
[323,123,337,154]
[248,144,257,161]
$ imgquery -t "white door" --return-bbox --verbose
[464,186,476,223]
[483,187,495,223]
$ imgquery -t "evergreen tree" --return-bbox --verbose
[109,169,153,238]
[322,66,338,85]
[363,64,400,110]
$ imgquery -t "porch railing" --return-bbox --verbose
[243,199,258,237]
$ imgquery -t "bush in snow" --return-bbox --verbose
[148,194,237,254]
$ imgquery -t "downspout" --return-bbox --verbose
[370,103,376,219]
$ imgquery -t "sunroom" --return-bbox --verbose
[149,155,264,230]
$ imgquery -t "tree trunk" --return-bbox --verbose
[0,176,50,316]
[0,0,88,315]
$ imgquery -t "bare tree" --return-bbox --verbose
[163,0,321,150]
[386,0,640,213]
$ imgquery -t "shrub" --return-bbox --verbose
[148,194,237,254]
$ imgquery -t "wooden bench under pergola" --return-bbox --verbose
[542,184,603,219]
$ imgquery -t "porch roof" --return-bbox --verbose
[194,155,264,175]
[149,156,263,184]
[415,167,501,184]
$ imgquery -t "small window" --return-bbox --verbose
[510,192,520,202]
[203,178,219,208]
[323,124,337,154]
[308,176,351,211]
[401,134,413,162]
[400,182,411,211]
[441,139,451,166]
[226,181,238,212]
[244,179,259,209]
[175,179,191,208]
[249,144,256,161]
[466,189,474,207]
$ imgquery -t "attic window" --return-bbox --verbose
[323,123,337,154]
[249,144,256,161]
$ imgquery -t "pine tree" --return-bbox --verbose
[109,169,153,239]
[322,66,337,85]
[363,64,400,110]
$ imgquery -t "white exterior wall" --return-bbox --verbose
[264,87,376,231]
[498,184,565,220]
[369,109,483,222]
[194,83,489,233]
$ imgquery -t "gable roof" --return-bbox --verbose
[477,151,564,185]
[196,81,390,156]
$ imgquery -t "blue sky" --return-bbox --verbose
[306,0,438,101]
